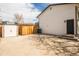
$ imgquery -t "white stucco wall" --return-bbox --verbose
[38,4,76,35]
[2,25,18,37]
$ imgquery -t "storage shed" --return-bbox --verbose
[0,21,18,37]
[37,3,79,36]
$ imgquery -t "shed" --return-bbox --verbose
[0,21,18,37]
[37,3,79,36]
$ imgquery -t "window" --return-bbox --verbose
[50,7,52,10]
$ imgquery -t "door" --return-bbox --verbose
[4,25,18,37]
[0,26,2,37]
[67,19,74,34]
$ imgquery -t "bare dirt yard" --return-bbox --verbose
[0,34,79,56]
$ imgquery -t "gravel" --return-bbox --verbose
[0,34,79,56]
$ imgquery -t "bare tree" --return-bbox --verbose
[15,13,24,24]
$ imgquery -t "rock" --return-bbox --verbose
[76,42,79,46]
[54,49,60,54]
[64,52,72,56]
[57,53,66,56]
[53,39,67,43]
[48,50,56,55]
[43,39,49,44]
[76,53,79,56]
[56,48,64,53]
[65,47,78,53]
[49,42,55,46]
[53,43,60,47]
[61,42,77,47]
[36,44,47,50]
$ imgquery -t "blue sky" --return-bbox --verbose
[32,3,48,11]
[32,3,48,23]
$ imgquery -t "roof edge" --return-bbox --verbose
[37,3,76,18]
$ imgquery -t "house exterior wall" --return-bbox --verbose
[38,4,76,35]
[2,25,18,37]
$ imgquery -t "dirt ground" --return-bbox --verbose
[0,34,79,56]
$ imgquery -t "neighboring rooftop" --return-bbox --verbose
[0,21,17,25]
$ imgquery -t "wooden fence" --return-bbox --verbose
[0,25,2,37]
[19,24,38,35]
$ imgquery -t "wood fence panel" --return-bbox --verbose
[19,25,38,35]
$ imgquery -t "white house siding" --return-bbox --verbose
[76,4,79,34]
[38,4,76,35]
[2,25,18,37]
